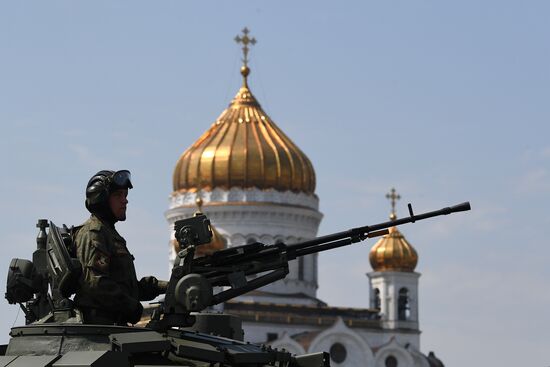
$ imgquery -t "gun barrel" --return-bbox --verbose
[450,201,471,213]
[287,201,471,255]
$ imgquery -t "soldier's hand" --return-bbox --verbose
[138,276,160,301]
[128,299,144,325]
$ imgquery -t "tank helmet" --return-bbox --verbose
[85,170,133,213]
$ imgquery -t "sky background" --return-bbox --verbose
[1,1,549,366]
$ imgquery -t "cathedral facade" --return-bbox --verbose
[165,29,444,367]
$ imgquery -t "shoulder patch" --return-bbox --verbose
[90,251,110,274]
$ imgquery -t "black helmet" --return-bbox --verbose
[85,170,133,214]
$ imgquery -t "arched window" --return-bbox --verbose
[385,355,398,367]
[247,237,257,245]
[374,288,381,310]
[329,343,347,364]
[398,288,410,321]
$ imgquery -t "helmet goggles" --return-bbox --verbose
[111,170,133,190]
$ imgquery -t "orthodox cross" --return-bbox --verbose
[234,27,256,67]
[386,187,401,219]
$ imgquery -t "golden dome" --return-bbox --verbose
[369,188,418,272]
[172,64,316,195]
[369,226,418,272]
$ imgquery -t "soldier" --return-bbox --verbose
[74,170,162,325]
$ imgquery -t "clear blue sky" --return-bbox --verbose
[1,1,549,366]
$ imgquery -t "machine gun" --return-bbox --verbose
[147,201,471,331]
[6,220,83,324]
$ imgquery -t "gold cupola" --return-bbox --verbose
[369,188,418,272]
[172,28,316,195]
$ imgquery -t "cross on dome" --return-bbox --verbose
[234,27,256,67]
[386,187,401,220]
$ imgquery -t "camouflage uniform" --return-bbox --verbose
[74,215,157,325]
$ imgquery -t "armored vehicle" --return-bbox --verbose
[2,202,470,366]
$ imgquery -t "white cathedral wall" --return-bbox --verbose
[245,318,379,367]
[166,188,323,298]
[355,329,421,351]
[242,321,320,344]
[269,333,306,356]
[308,318,376,367]
[373,338,417,367]
[243,318,421,362]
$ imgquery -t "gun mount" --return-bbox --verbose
[148,201,471,331]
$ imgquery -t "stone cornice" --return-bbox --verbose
[170,187,320,211]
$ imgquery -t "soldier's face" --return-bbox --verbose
[109,188,128,221]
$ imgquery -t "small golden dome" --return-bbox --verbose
[370,188,417,272]
[194,224,227,257]
[173,51,316,195]
[369,226,418,272]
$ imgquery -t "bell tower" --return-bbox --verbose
[367,188,420,331]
